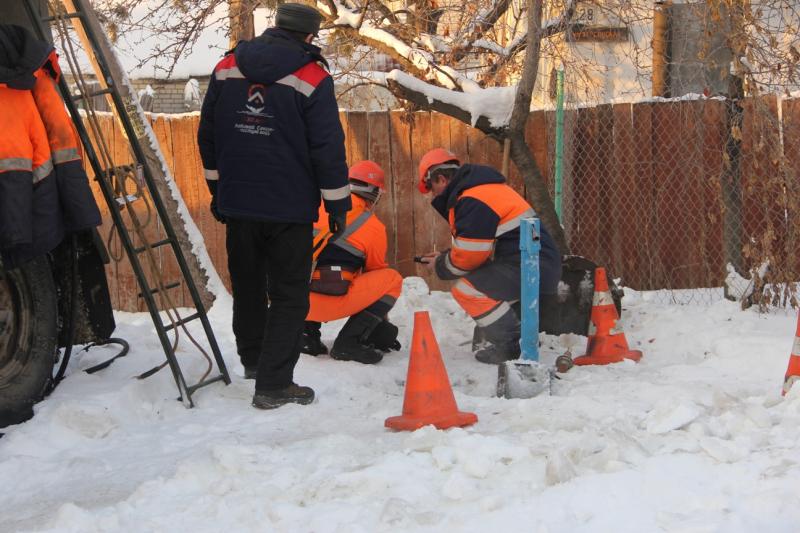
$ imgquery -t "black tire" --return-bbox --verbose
[0,255,58,428]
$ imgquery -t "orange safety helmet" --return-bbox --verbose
[349,160,385,204]
[349,160,385,190]
[417,148,460,193]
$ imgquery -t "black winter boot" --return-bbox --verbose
[252,383,315,409]
[472,325,488,352]
[474,306,521,365]
[300,321,328,356]
[330,311,384,364]
[365,319,401,352]
[474,338,521,365]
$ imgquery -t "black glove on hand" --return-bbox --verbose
[210,196,225,224]
[329,212,347,239]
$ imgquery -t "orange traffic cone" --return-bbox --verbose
[782,311,800,396]
[573,267,642,366]
[385,311,478,431]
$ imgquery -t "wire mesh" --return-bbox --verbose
[548,95,800,308]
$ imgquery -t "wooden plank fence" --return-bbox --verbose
[85,102,799,311]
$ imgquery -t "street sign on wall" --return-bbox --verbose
[568,2,629,43]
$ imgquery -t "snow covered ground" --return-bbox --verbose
[2,278,800,532]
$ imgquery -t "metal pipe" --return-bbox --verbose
[520,218,541,362]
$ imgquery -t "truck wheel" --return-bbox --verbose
[0,255,58,428]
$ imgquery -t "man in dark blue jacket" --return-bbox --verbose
[198,3,351,409]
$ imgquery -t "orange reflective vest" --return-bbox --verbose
[313,194,389,273]
[0,26,100,262]
[431,164,533,279]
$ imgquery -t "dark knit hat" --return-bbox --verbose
[275,3,323,35]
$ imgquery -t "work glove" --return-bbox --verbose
[329,212,346,239]
[210,196,225,224]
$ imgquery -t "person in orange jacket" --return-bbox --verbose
[303,160,403,364]
[417,148,562,364]
[0,24,100,265]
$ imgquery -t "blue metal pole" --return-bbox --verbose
[520,218,541,362]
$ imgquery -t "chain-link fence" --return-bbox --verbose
[544,95,800,308]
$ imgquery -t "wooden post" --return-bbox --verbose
[652,1,671,97]
[501,138,511,177]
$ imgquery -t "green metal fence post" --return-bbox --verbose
[554,68,565,221]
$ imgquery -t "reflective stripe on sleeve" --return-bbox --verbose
[453,237,494,252]
[321,185,350,201]
[51,147,80,164]
[444,253,470,277]
[0,157,33,172]
[32,159,54,183]
[204,169,219,181]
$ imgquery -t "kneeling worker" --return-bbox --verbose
[303,161,403,364]
[417,149,562,364]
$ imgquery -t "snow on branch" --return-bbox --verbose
[385,70,514,135]
[318,0,479,92]
[450,0,513,61]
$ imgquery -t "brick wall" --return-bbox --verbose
[129,77,210,113]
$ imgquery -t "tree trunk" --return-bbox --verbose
[509,133,568,253]
[229,0,255,48]
[506,0,570,254]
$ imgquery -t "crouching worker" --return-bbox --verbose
[417,149,562,365]
[303,161,403,364]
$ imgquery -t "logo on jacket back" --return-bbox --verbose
[246,84,267,114]
[235,83,275,137]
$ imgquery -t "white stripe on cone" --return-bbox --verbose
[593,291,614,307]
[588,322,620,336]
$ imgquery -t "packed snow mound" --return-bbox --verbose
[2,278,800,532]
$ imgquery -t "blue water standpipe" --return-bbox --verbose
[520,217,541,362]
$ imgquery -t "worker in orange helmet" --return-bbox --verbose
[303,160,404,364]
[417,148,562,364]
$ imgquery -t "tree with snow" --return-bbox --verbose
[92,0,800,256]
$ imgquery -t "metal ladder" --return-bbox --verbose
[22,0,230,407]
